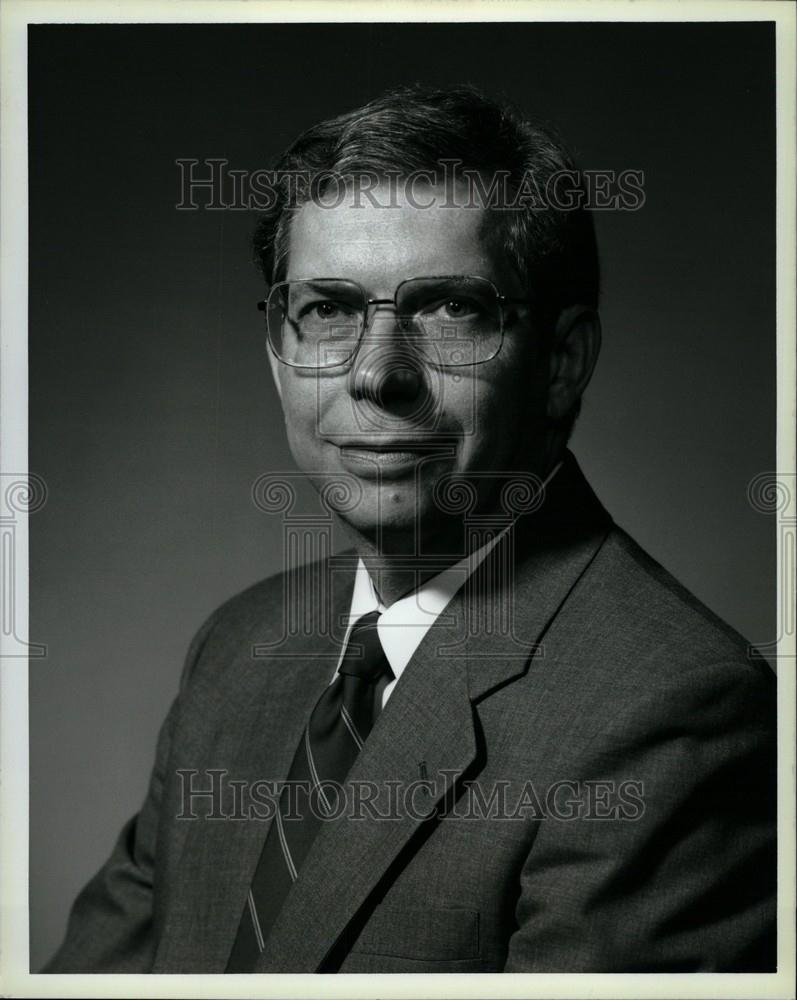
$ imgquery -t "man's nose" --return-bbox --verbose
[349,306,426,413]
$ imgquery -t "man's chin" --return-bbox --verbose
[333,494,419,537]
[331,489,466,557]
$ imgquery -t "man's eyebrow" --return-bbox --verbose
[292,279,358,294]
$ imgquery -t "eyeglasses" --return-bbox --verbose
[257,275,534,369]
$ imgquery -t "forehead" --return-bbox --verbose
[286,182,504,293]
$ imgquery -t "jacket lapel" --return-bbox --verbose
[255,452,612,972]
[463,451,613,701]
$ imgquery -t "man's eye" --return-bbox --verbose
[314,301,343,319]
[297,300,354,323]
[437,297,481,319]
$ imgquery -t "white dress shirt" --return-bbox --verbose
[332,462,562,707]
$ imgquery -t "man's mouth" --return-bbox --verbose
[335,439,457,479]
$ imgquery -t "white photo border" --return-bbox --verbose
[2,2,794,998]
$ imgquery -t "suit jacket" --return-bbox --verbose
[44,453,776,973]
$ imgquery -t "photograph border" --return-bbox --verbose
[2,1,794,997]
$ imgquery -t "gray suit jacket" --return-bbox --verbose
[44,453,776,972]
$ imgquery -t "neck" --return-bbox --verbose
[342,518,466,606]
[341,443,567,607]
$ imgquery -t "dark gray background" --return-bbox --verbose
[28,22,776,969]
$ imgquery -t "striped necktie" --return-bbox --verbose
[226,610,393,971]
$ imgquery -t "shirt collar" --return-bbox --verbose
[341,460,563,687]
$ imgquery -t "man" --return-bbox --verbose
[44,85,776,973]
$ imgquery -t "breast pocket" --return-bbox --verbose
[349,904,480,963]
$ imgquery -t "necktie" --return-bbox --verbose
[226,610,393,971]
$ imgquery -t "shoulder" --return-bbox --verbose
[562,524,775,730]
[585,525,764,657]
[177,552,352,690]
[202,549,348,629]
[533,452,772,697]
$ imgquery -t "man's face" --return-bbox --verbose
[269,183,552,548]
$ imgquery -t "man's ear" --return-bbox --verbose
[546,305,602,421]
